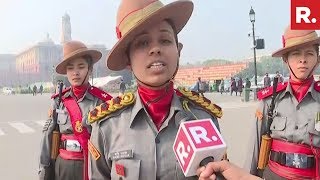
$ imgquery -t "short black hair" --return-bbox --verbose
[82,55,94,70]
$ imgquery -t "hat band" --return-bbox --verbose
[63,47,91,61]
[116,1,164,39]
[284,31,318,48]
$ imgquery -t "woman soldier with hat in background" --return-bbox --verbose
[247,25,320,179]
[38,40,112,180]
[87,0,223,179]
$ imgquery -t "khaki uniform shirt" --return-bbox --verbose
[89,92,220,180]
[39,88,104,175]
[246,81,320,175]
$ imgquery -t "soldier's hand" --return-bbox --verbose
[197,160,262,180]
[38,166,55,180]
[38,168,45,180]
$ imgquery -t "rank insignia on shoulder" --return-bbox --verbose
[88,92,135,124]
[88,86,112,101]
[257,82,288,100]
[176,87,223,118]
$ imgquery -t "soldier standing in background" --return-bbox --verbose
[247,26,320,179]
[38,40,112,180]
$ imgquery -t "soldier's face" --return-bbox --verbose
[66,58,90,86]
[286,45,319,81]
[128,21,181,88]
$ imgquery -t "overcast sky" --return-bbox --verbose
[0,0,293,63]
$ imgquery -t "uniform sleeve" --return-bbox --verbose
[38,100,57,179]
[89,123,111,180]
[244,100,268,176]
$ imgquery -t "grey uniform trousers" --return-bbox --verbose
[55,155,83,180]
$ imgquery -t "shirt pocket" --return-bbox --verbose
[57,111,68,125]
[270,116,287,131]
[270,116,287,138]
[111,159,140,180]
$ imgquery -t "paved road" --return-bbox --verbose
[0,92,257,179]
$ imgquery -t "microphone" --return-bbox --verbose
[173,118,227,177]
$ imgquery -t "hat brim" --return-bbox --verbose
[272,38,320,57]
[106,0,193,71]
[56,49,102,74]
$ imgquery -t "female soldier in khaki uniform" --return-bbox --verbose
[247,26,320,179]
[88,0,224,179]
[38,41,112,180]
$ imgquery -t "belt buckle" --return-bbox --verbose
[285,153,310,169]
[65,140,82,152]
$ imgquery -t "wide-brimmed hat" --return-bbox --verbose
[272,25,320,57]
[56,40,102,74]
[106,0,194,71]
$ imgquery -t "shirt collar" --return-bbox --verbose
[129,91,185,128]
[277,82,292,101]
[278,80,317,101]
[63,87,94,101]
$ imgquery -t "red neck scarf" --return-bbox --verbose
[138,82,174,130]
[289,76,313,103]
[72,83,89,100]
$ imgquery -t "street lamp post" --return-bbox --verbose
[249,6,258,86]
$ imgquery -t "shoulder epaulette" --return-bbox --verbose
[88,92,135,124]
[257,82,288,100]
[51,87,71,99]
[88,86,113,101]
[314,81,320,92]
[175,88,223,118]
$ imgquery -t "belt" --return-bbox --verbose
[270,150,315,169]
[59,135,84,160]
[268,139,318,179]
[60,139,82,152]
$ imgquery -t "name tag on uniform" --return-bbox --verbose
[110,150,134,161]
[315,112,320,132]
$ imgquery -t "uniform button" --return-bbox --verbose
[155,137,160,144]
[296,106,300,110]
[119,177,123,180]
[273,125,275,129]
[295,125,298,129]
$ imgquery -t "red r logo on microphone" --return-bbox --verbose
[185,120,223,149]
[174,127,194,172]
